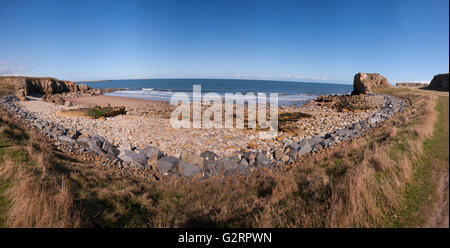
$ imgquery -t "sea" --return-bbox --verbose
[81,78,352,106]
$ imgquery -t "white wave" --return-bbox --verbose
[105,90,318,105]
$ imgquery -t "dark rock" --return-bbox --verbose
[178,160,201,178]
[205,156,239,176]
[239,159,249,167]
[118,149,147,167]
[88,139,106,154]
[157,156,179,174]
[428,73,449,91]
[67,130,81,140]
[49,128,65,137]
[102,141,120,157]
[256,152,273,167]
[200,150,219,163]
[140,146,163,169]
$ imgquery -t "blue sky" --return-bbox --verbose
[0,0,448,83]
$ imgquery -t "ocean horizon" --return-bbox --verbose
[81,78,353,105]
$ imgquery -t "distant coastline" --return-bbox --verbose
[76,79,113,83]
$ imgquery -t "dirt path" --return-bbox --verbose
[420,92,449,228]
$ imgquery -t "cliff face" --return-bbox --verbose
[0,76,90,99]
[352,73,390,95]
[428,73,449,91]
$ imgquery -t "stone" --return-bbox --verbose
[352,72,390,95]
[178,160,201,178]
[88,139,106,154]
[273,149,284,161]
[298,142,312,155]
[49,128,64,137]
[368,115,381,126]
[286,147,299,160]
[140,146,163,158]
[204,156,239,176]
[118,149,147,167]
[180,150,204,170]
[57,135,75,143]
[15,89,27,101]
[139,146,163,169]
[67,130,81,140]
[77,136,90,144]
[256,152,273,167]
[48,95,65,105]
[88,136,103,148]
[102,141,120,157]
[239,159,249,167]
[200,150,219,163]
[157,156,179,174]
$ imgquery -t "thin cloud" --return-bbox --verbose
[286,74,328,81]
[0,61,27,75]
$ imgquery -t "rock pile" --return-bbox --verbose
[1,93,406,179]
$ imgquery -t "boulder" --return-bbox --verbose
[200,150,219,163]
[352,72,390,95]
[178,160,201,178]
[273,149,284,161]
[77,84,90,92]
[118,150,147,167]
[180,150,204,171]
[243,151,257,166]
[67,130,81,140]
[140,146,163,169]
[205,156,240,176]
[49,128,65,137]
[88,138,106,154]
[102,141,120,157]
[286,143,300,160]
[256,152,273,167]
[157,156,179,174]
[46,95,65,105]
[428,73,449,91]
[15,89,27,101]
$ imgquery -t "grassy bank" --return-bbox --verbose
[0,87,447,227]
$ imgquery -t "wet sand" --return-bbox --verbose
[66,95,169,108]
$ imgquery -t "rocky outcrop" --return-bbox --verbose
[428,73,449,91]
[352,73,391,95]
[0,76,91,100]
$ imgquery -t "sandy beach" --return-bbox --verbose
[67,95,169,108]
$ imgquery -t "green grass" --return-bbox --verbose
[389,96,449,227]
[87,107,109,119]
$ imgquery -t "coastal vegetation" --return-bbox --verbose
[0,81,447,227]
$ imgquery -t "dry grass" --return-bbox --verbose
[0,111,82,227]
[0,87,445,227]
